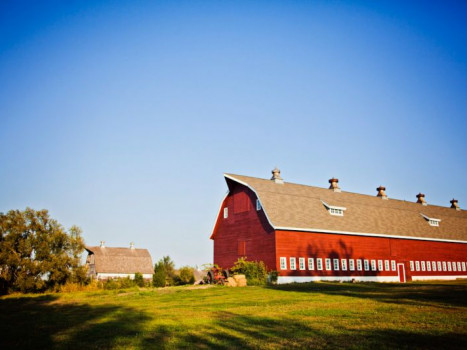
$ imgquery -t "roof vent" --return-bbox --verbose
[271,167,284,184]
[416,193,427,206]
[130,242,135,249]
[329,178,341,192]
[100,241,105,248]
[376,186,388,200]
[450,199,460,211]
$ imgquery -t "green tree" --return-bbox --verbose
[0,208,86,294]
[178,266,195,285]
[152,256,176,287]
[134,272,144,287]
[231,257,269,286]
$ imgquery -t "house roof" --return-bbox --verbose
[224,173,467,243]
[85,246,154,274]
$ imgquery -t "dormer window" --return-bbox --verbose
[322,201,346,216]
[420,214,440,227]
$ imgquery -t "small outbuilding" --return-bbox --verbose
[85,242,154,280]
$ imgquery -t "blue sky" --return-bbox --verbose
[1,0,466,267]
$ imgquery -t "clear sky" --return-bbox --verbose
[1,0,466,267]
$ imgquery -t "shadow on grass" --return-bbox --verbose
[267,281,467,308]
[139,311,466,349]
[0,294,151,350]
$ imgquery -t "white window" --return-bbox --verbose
[280,257,287,270]
[421,261,426,271]
[299,258,305,270]
[308,258,315,270]
[447,262,452,271]
[410,261,414,271]
[357,259,363,271]
[438,261,442,271]
[391,260,396,271]
[457,262,461,271]
[223,207,228,218]
[378,260,383,271]
[317,258,323,270]
[384,260,390,271]
[426,261,431,272]
[322,201,346,216]
[452,262,457,272]
[421,213,441,227]
[325,258,331,271]
[290,257,297,270]
[415,261,420,271]
[462,262,466,272]
[333,259,339,271]
[256,199,262,211]
[442,261,447,271]
[349,259,355,271]
[341,259,347,271]
[364,260,369,271]
[432,261,437,272]
[371,260,377,271]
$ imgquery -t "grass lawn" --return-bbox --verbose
[1,280,466,349]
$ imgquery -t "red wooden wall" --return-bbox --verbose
[212,184,275,269]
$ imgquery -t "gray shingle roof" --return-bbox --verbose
[86,246,154,274]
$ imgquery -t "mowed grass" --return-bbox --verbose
[1,281,466,349]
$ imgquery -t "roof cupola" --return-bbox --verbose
[450,199,460,210]
[329,178,341,192]
[130,242,135,249]
[376,186,388,199]
[271,167,284,184]
[100,241,105,248]
[416,193,427,205]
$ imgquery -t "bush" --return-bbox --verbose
[231,258,269,285]
[134,273,144,287]
[178,266,195,285]
[153,262,166,287]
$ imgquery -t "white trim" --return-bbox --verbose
[277,276,399,284]
[96,273,153,280]
[420,213,441,227]
[222,174,467,244]
[412,275,467,281]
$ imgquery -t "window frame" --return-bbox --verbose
[256,199,262,211]
[356,259,362,271]
[364,259,369,271]
[415,261,420,271]
[290,257,297,270]
[299,257,306,270]
[341,259,347,271]
[384,260,390,271]
[371,260,377,271]
[280,257,287,270]
[223,207,228,219]
[421,261,426,271]
[317,258,323,271]
[333,259,340,271]
[391,260,396,271]
[349,259,355,271]
[378,260,383,271]
[308,258,315,270]
[325,258,332,271]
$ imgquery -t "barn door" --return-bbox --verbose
[397,263,406,283]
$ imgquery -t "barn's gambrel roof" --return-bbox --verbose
[85,246,154,274]
[224,174,467,243]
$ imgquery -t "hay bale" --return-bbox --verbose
[233,274,247,287]
[226,277,237,287]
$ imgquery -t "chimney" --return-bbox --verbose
[329,178,341,192]
[416,193,427,206]
[130,242,135,249]
[271,167,284,184]
[376,186,388,199]
[100,241,105,248]
[450,199,460,211]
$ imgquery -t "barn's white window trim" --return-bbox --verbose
[384,260,390,271]
[356,259,362,271]
[371,260,377,271]
[391,260,396,271]
[325,258,332,271]
[420,213,441,227]
[349,259,355,271]
[317,258,323,270]
[452,262,457,272]
[462,262,466,272]
[341,259,347,271]
[308,258,315,270]
[378,260,383,271]
[256,199,262,211]
[421,261,426,271]
[410,261,414,271]
[290,257,297,270]
[299,257,305,270]
[432,261,437,272]
[280,257,287,270]
[364,260,369,271]
[426,261,431,272]
[223,207,229,219]
[415,261,420,271]
[438,261,442,271]
[457,262,461,271]
[321,200,346,216]
[442,261,447,271]
[333,259,339,271]
[447,261,452,271]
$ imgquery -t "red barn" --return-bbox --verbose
[210,169,467,283]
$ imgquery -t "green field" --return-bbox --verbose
[1,281,466,349]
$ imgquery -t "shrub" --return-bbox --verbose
[178,266,195,285]
[231,258,268,285]
[134,272,144,287]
